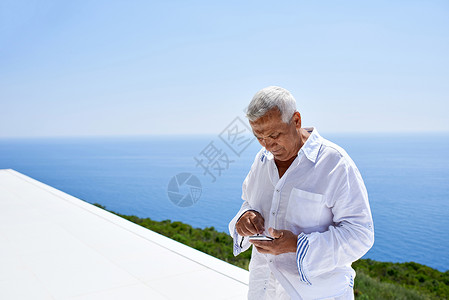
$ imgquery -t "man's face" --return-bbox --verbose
[249,108,302,162]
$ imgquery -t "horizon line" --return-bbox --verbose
[1,130,449,140]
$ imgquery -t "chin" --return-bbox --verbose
[273,153,286,161]
[274,152,295,162]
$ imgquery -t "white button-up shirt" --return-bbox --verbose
[229,128,374,300]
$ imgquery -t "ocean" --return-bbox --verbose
[0,132,448,272]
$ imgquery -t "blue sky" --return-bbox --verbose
[1,0,448,137]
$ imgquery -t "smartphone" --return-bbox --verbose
[249,235,274,241]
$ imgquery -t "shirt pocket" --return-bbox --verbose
[287,188,324,230]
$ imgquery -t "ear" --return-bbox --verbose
[292,111,301,130]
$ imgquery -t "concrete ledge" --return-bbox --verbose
[0,169,248,300]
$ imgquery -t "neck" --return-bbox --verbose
[275,155,297,169]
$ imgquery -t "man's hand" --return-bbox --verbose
[235,210,265,236]
[250,228,298,255]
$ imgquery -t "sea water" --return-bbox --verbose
[0,133,448,271]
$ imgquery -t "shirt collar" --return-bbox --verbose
[298,127,322,164]
[263,127,322,164]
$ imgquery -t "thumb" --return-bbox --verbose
[269,227,283,238]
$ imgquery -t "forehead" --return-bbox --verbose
[249,109,287,135]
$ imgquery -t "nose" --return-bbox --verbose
[259,137,276,151]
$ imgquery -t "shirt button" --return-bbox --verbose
[276,189,280,192]
[272,212,275,216]
[269,259,273,263]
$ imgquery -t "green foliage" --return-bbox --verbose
[353,271,427,300]
[353,259,449,299]
[93,203,106,209]
[93,203,448,299]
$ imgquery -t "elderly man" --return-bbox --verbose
[229,86,374,300]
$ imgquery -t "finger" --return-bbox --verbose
[249,218,263,235]
[236,224,250,236]
[246,217,260,235]
[238,217,257,236]
[252,216,265,234]
[237,223,251,236]
[237,211,260,236]
[250,240,272,249]
[269,228,283,238]
[248,213,264,234]
[254,245,271,254]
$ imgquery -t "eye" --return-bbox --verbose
[270,133,280,139]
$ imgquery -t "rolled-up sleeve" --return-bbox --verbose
[229,166,256,256]
[296,233,312,285]
[229,201,253,256]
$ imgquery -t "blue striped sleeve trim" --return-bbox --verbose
[296,233,312,285]
[233,229,242,256]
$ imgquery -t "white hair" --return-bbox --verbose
[246,86,297,123]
